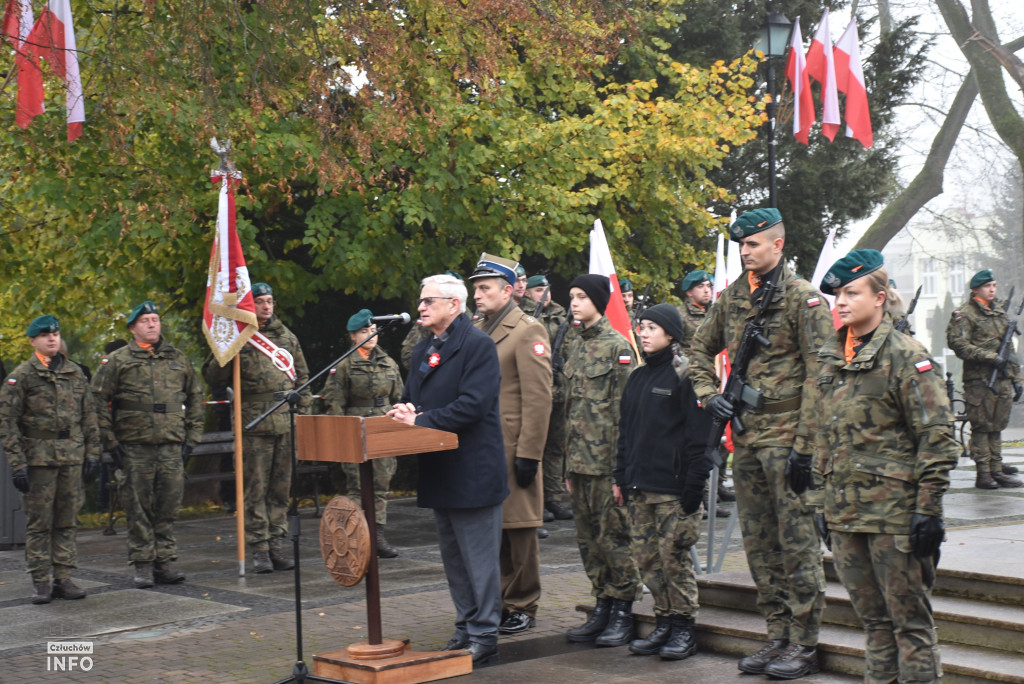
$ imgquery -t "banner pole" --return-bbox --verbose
[233,354,246,576]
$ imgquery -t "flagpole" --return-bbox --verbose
[233,354,246,576]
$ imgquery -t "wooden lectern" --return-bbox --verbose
[295,415,470,684]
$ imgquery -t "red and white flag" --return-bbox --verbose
[589,219,637,352]
[784,18,814,145]
[2,0,44,128]
[23,0,84,141]
[805,9,840,141]
[834,19,873,148]
[202,171,259,366]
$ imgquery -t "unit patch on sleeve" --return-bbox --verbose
[914,359,933,373]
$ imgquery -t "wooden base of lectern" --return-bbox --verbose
[313,638,472,684]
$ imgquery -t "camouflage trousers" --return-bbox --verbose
[23,465,83,581]
[542,403,569,506]
[733,445,825,645]
[568,472,641,601]
[341,457,397,526]
[124,443,184,564]
[832,532,941,683]
[969,430,1004,469]
[627,490,701,619]
[964,379,1011,433]
[244,432,292,552]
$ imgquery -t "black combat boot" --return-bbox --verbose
[737,638,789,674]
[976,466,999,489]
[763,643,820,679]
[717,482,736,502]
[566,597,612,642]
[658,615,697,660]
[134,562,155,589]
[594,599,634,647]
[376,527,399,559]
[992,470,1024,488]
[269,548,295,570]
[154,561,186,584]
[1003,463,1019,475]
[52,578,86,600]
[252,550,273,574]
[628,615,671,655]
[32,580,52,604]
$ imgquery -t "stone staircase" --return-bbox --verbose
[676,555,1024,682]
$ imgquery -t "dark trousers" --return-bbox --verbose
[500,527,541,617]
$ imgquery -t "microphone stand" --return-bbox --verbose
[244,319,404,684]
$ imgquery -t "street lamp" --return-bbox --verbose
[752,8,792,209]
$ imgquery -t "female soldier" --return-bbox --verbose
[815,250,958,683]
[612,304,712,661]
[322,309,404,558]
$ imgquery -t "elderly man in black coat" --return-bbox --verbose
[388,273,508,665]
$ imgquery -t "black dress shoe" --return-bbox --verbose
[467,641,498,664]
[537,527,549,539]
[498,611,535,634]
[441,635,469,650]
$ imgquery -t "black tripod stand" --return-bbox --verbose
[245,319,403,684]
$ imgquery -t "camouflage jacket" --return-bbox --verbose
[534,300,568,403]
[0,354,101,469]
[689,262,832,454]
[322,347,404,418]
[562,317,635,476]
[676,299,708,356]
[92,338,203,449]
[813,317,958,534]
[946,297,1020,387]
[203,315,310,435]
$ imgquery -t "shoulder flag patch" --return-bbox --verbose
[915,359,933,373]
[7,377,16,385]
[533,342,546,356]
[618,355,632,365]
[952,310,962,322]
[807,297,821,307]
[329,368,337,375]
[101,358,109,365]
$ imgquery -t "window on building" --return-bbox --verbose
[921,258,937,296]
[948,256,965,294]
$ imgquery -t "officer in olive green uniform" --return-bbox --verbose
[0,315,100,603]
[523,274,573,520]
[203,283,311,574]
[946,269,1023,489]
[322,309,404,558]
[689,209,831,679]
[677,270,713,356]
[562,274,640,648]
[92,301,203,588]
[815,251,957,683]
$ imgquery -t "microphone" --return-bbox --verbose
[370,313,412,325]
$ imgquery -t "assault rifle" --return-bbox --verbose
[705,278,777,468]
[533,285,551,318]
[550,318,573,387]
[988,291,1024,394]
[894,285,922,334]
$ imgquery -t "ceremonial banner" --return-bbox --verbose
[2,0,44,128]
[203,171,258,365]
[834,19,874,148]
[806,9,840,141]
[23,0,84,140]
[784,18,814,145]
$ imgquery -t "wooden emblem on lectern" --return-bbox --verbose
[296,415,472,684]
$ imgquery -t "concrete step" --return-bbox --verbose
[698,569,1024,654]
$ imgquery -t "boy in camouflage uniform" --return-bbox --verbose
[202,282,310,574]
[677,269,713,356]
[322,309,404,558]
[92,301,203,588]
[690,209,831,679]
[1,315,100,603]
[946,269,1023,488]
[561,274,640,647]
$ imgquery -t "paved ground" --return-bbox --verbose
[1,444,1022,683]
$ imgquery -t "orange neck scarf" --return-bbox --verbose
[748,270,762,293]
[357,347,372,359]
[35,351,51,367]
[973,296,991,310]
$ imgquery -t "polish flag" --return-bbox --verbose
[589,219,638,353]
[24,0,84,141]
[784,18,814,145]
[805,9,841,141]
[834,19,873,148]
[2,0,44,128]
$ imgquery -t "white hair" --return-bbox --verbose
[421,274,468,314]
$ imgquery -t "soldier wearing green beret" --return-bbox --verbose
[513,263,528,307]
[689,208,831,678]
[946,269,1024,488]
[677,270,713,357]
[619,278,634,317]
[0,315,101,603]
[91,302,203,588]
[815,250,957,683]
[322,309,404,558]
[202,283,311,574]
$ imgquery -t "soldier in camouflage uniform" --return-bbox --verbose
[513,263,528,308]
[322,309,404,558]
[614,304,713,660]
[946,269,1023,489]
[677,269,713,356]
[523,274,574,520]
[203,283,310,574]
[561,274,640,648]
[815,251,957,683]
[0,315,100,603]
[92,301,203,588]
[690,209,831,679]
[619,278,634,319]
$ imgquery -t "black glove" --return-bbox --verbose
[705,394,734,421]
[992,354,1008,372]
[681,488,703,515]
[83,458,100,484]
[909,513,944,559]
[11,467,30,494]
[814,512,831,551]
[1014,382,1023,403]
[785,449,812,494]
[111,444,129,470]
[514,457,538,488]
[181,443,194,468]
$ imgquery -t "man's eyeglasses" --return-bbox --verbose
[417,297,455,307]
